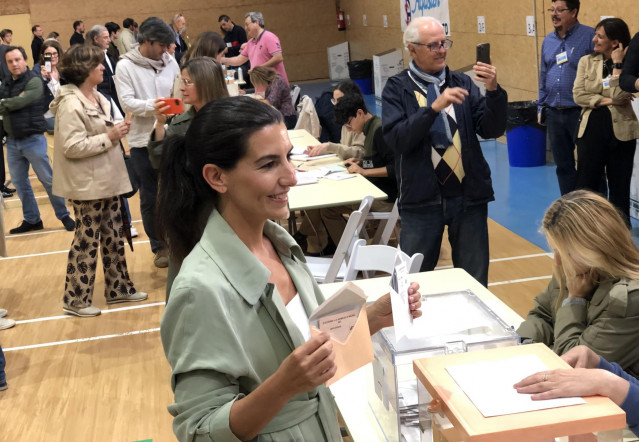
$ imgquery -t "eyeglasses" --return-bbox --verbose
[344,117,354,129]
[547,7,570,13]
[180,78,194,86]
[44,52,59,58]
[410,38,453,52]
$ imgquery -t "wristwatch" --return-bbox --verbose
[613,62,624,69]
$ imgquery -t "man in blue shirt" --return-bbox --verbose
[538,0,594,195]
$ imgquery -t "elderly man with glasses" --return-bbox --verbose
[381,16,507,287]
[538,0,594,195]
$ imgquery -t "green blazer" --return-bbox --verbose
[161,209,341,441]
[517,275,639,378]
[147,107,196,169]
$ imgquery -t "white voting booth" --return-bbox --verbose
[328,42,350,81]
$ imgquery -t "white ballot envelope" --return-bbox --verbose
[309,282,374,386]
[389,248,413,343]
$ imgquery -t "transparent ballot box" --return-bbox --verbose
[369,290,519,442]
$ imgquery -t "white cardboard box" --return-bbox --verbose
[373,48,404,99]
[327,42,350,81]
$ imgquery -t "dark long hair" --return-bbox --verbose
[156,96,283,262]
[595,18,631,49]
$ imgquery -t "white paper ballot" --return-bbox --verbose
[294,172,318,186]
[445,354,586,417]
[323,172,356,181]
[389,248,413,342]
[290,153,337,162]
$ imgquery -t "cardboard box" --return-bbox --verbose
[373,49,404,99]
[327,42,350,81]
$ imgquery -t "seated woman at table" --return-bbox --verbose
[249,66,298,129]
[572,18,638,227]
[517,190,639,378]
[158,97,422,441]
[514,345,639,436]
[305,80,366,160]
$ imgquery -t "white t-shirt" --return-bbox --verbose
[285,294,311,342]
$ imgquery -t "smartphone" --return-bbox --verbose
[44,54,52,73]
[476,43,490,64]
[158,97,184,115]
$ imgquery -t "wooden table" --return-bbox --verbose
[287,129,387,211]
[414,343,626,441]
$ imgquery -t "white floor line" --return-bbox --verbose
[0,239,150,260]
[434,252,553,271]
[488,275,552,287]
[6,219,143,239]
[15,301,166,325]
[3,195,48,203]
[3,327,160,352]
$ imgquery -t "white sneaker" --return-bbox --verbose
[130,226,139,238]
[0,309,7,318]
[0,318,15,330]
[106,291,148,304]
[63,305,101,317]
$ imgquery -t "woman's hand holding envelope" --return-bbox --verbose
[367,282,422,335]
[273,332,337,396]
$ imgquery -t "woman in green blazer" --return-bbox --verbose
[157,97,422,441]
[517,190,639,379]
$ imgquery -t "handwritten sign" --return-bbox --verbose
[400,0,451,35]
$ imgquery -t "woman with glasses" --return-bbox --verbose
[33,40,64,132]
[572,18,638,226]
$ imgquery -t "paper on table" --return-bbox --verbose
[445,354,586,417]
[294,171,318,185]
[323,172,356,181]
[389,248,413,343]
[290,153,337,162]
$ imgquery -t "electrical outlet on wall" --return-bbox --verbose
[383,15,388,27]
[363,14,367,26]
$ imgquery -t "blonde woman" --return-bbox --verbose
[517,190,639,378]
[250,66,297,129]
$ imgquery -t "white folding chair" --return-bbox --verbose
[363,200,400,246]
[290,85,301,108]
[304,196,374,284]
[343,238,423,281]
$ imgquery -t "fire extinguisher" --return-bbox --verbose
[337,7,346,31]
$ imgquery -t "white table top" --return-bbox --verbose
[287,130,387,211]
[320,268,524,441]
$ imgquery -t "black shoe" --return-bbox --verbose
[1,185,15,194]
[61,215,76,231]
[9,220,44,234]
[1,190,11,198]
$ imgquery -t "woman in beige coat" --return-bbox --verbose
[573,18,639,226]
[51,44,147,317]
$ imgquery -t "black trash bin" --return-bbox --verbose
[347,59,373,95]
[506,101,546,167]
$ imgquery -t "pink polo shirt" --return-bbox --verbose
[241,29,289,84]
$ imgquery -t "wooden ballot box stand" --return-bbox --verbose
[413,343,626,442]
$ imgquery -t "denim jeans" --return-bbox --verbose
[546,107,580,196]
[5,134,69,223]
[0,341,5,383]
[400,197,489,286]
[129,147,162,252]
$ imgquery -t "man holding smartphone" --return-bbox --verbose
[538,0,594,195]
[382,16,507,287]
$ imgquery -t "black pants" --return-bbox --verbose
[0,124,5,186]
[129,147,162,252]
[576,106,636,225]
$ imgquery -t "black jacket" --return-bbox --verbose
[31,36,43,62]
[96,53,122,114]
[382,68,507,210]
[0,69,47,138]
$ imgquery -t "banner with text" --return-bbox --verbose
[400,0,450,35]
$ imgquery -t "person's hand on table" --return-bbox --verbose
[304,143,329,156]
[561,345,600,369]
[513,367,622,401]
[343,157,363,174]
[367,282,422,334]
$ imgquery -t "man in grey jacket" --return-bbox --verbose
[114,17,179,267]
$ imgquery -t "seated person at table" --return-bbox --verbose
[517,190,639,378]
[158,97,422,441]
[515,345,639,436]
[297,94,397,255]
[306,80,366,160]
[249,66,297,129]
